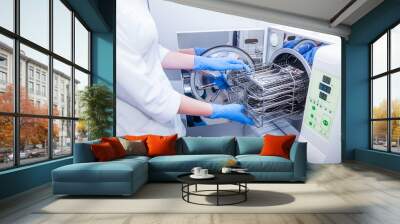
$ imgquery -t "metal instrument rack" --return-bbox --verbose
[226,63,309,127]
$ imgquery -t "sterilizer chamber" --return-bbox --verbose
[189,45,311,127]
[189,45,255,104]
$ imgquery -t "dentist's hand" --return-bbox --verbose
[208,104,254,125]
[193,56,250,72]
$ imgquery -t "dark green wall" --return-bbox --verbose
[344,0,400,171]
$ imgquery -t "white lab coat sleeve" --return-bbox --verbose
[117,48,181,123]
[158,44,170,61]
[117,35,181,123]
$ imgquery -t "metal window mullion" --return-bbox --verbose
[372,72,389,79]
[71,11,76,155]
[48,0,54,160]
[0,29,91,75]
[112,0,116,136]
[371,66,400,78]
[13,0,21,167]
[5,33,89,72]
[74,64,90,74]
[372,118,395,121]
[0,0,85,170]
[387,30,391,153]
[88,31,91,75]
[370,44,373,149]
[0,26,17,39]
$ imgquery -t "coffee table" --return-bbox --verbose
[177,173,255,206]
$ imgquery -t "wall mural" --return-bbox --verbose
[176,28,341,163]
[116,1,342,164]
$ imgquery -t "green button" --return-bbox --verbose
[323,120,329,126]
[309,121,313,126]
[310,114,314,118]
[312,106,316,110]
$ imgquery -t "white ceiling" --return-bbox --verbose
[167,0,384,38]
[225,0,352,22]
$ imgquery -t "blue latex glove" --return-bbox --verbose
[283,38,301,49]
[208,104,254,125]
[302,47,318,65]
[212,72,229,90]
[193,56,251,72]
[296,42,315,55]
[194,47,207,56]
[284,38,315,54]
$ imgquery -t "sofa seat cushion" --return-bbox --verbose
[235,137,263,155]
[236,155,293,172]
[53,159,147,183]
[149,154,235,172]
[116,155,150,163]
[178,137,235,155]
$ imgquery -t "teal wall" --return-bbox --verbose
[91,0,115,135]
[91,32,115,135]
[0,0,115,200]
[92,33,114,87]
[355,149,400,172]
[66,0,111,32]
[0,158,72,199]
[344,0,400,170]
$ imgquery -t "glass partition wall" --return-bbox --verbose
[370,23,400,153]
[0,0,91,170]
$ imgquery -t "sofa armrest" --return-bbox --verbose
[289,142,307,181]
[73,140,99,163]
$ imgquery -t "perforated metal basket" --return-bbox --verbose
[187,45,310,127]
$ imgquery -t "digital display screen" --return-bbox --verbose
[322,75,331,85]
[319,83,331,93]
[319,92,327,100]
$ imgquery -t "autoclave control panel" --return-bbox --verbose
[303,69,340,139]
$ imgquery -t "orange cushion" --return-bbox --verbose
[101,137,127,158]
[124,135,150,141]
[146,134,178,157]
[91,142,117,162]
[259,134,296,159]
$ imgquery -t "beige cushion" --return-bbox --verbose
[118,138,147,156]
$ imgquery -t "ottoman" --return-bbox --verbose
[52,157,148,196]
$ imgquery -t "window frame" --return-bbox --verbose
[0,0,91,171]
[370,21,400,154]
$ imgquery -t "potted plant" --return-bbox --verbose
[79,84,113,140]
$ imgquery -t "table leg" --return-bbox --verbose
[195,184,198,192]
[217,184,219,206]
[245,183,247,201]
[187,184,190,202]
[181,184,183,199]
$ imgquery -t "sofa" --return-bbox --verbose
[52,137,307,196]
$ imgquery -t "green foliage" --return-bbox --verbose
[79,84,113,140]
[373,99,400,141]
